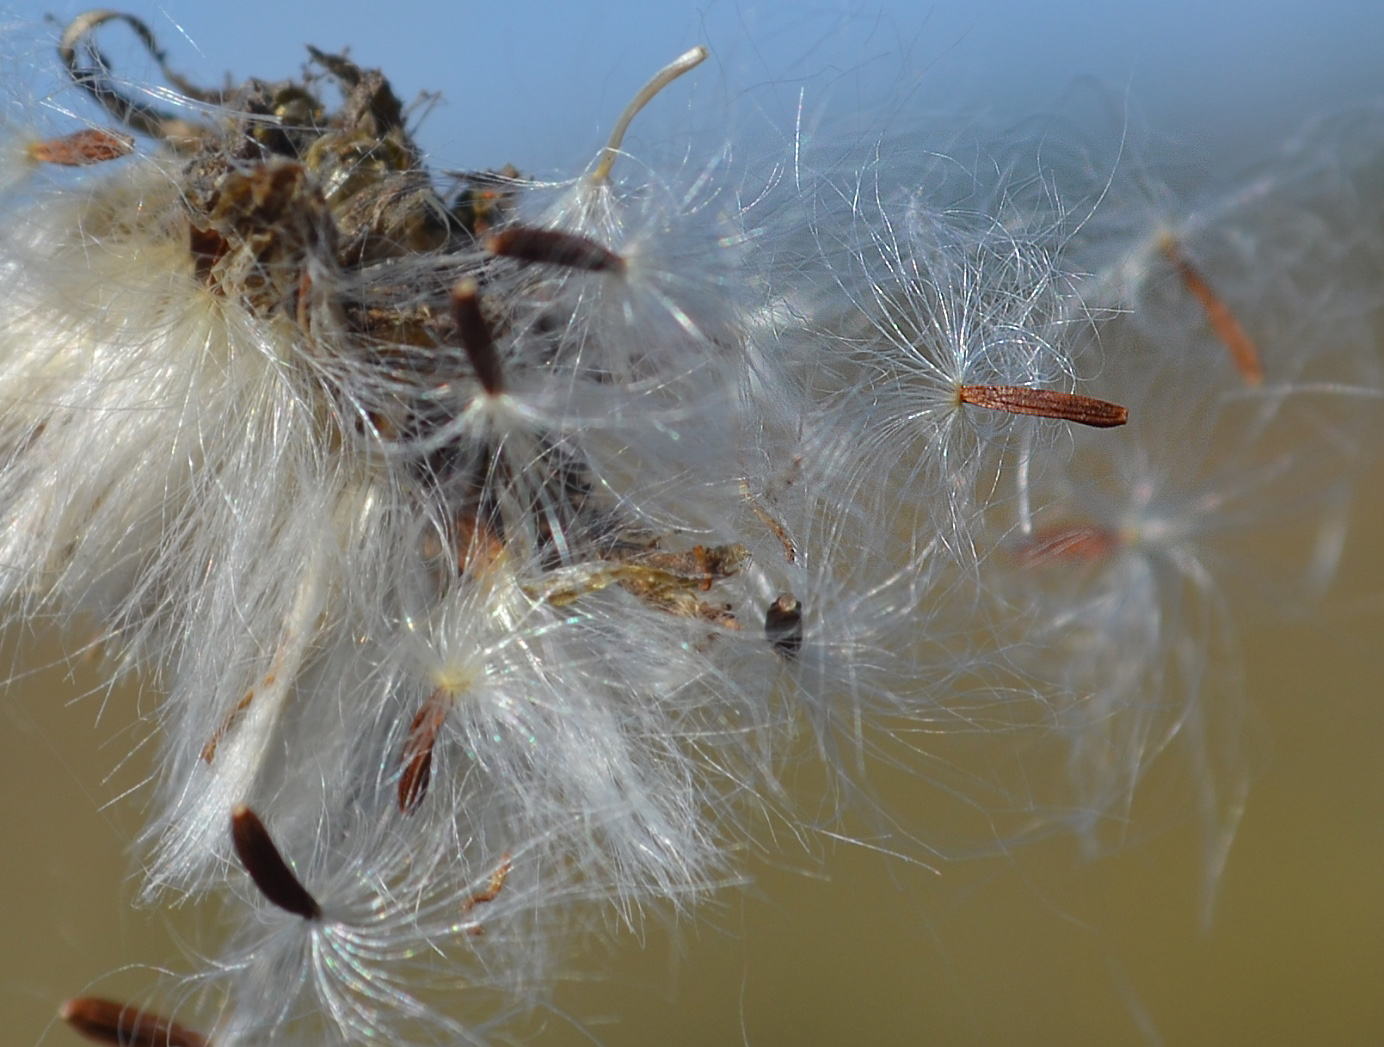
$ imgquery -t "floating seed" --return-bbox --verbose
[61,997,209,1047]
[958,385,1128,428]
[230,805,322,921]
[1010,524,1121,566]
[1157,233,1264,386]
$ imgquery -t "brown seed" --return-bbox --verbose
[958,385,1128,428]
[230,805,322,920]
[486,226,626,274]
[1157,233,1264,386]
[398,689,451,814]
[764,594,804,657]
[60,997,209,1047]
[26,128,135,166]
[451,280,504,395]
[1010,524,1121,567]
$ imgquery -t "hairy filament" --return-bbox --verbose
[591,45,708,183]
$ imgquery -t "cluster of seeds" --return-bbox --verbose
[1,11,1380,1046]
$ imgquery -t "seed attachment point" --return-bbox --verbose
[230,805,322,921]
[958,385,1128,428]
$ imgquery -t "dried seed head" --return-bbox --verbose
[230,805,322,921]
[1157,233,1265,386]
[60,997,210,1047]
[958,385,1129,428]
[486,226,627,274]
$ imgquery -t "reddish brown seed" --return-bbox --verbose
[958,385,1128,428]
[230,805,322,921]
[461,855,513,936]
[1010,524,1122,567]
[451,280,504,395]
[60,997,210,1047]
[1157,233,1264,386]
[27,128,135,166]
[486,226,626,274]
[398,689,451,814]
[764,594,804,657]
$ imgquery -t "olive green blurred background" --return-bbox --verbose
[4,471,1382,1047]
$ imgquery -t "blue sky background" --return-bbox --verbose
[9,0,1381,177]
